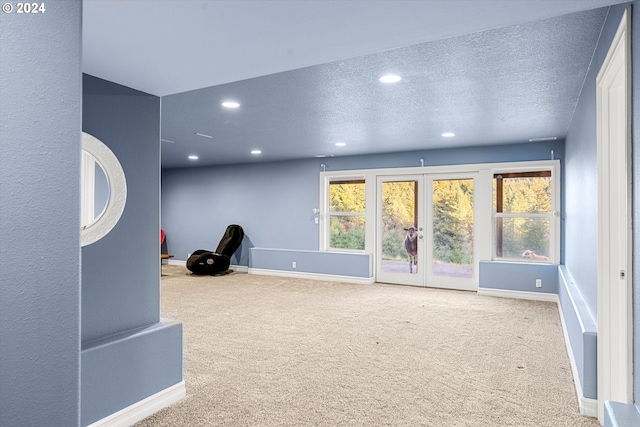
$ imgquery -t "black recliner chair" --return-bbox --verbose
[186,225,245,275]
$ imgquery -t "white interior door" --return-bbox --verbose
[376,175,425,287]
[596,7,632,423]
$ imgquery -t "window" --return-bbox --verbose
[328,179,365,250]
[493,171,554,262]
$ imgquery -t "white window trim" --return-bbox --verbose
[490,164,560,264]
[320,175,369,252]
[319,159,561,266]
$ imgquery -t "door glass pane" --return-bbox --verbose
[381,181,418,274]
[432,179,474,278]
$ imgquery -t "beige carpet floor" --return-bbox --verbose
[136,265,599,426]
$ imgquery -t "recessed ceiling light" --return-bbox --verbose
[195,132,213,139]
[314,154,335,158]
[379,74,402,83]
[188,155,199,160]
[251,150,262,155]
[442,132,455,138]
[529,136,558,142]
[335,142,346,147]
[222,101,240,109]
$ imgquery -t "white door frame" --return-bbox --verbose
[376,174,425,287]
[375,172,481,291]
[596,7,633,423]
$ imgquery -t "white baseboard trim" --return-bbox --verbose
[557,302,598,418]
[87,381,186,427]
[580,396,598,418]
[477,287,558,303]
[248,268,375,285]
[167,259,186,266]
[231,264,249,273]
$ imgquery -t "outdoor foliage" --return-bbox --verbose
[330,216,365,250]
[329,181,365,212]
[499,217,549,258]
[382,181,416,260]
[329,182,365,249]
[494,176,551,258]
[327,174,551,261]
[432,179,474,265]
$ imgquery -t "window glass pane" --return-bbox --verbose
[494,175,551,214]
[330,215,365,250]
[329,181,365,213]
[495,217,550,260]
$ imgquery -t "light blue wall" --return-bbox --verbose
[324,141,563,171]
[0,2,82,426]
[250,248,371,278]
[558,266,597,399]
[563,4,640,421]
[82,74,162,340]
[82,320,183,425]
[162,159,321,260]
[564,3,628,410]
[479,261,558,294]
[162,140,563,263]
[564,4,627,324]
[82,74,183,426]
[605,401,640,426]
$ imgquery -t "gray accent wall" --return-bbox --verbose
[162,140,563,263]
[0,2,82,426]
[82,74,183,426]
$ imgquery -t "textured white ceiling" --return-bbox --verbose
[83,0,627,96]
[159,7,610,167]
[81,0,628,168]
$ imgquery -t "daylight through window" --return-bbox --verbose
[493,171,553,262]
[328,179,366,250]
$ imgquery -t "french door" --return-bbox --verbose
[376,175,425,286]
[376,173,477,291]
